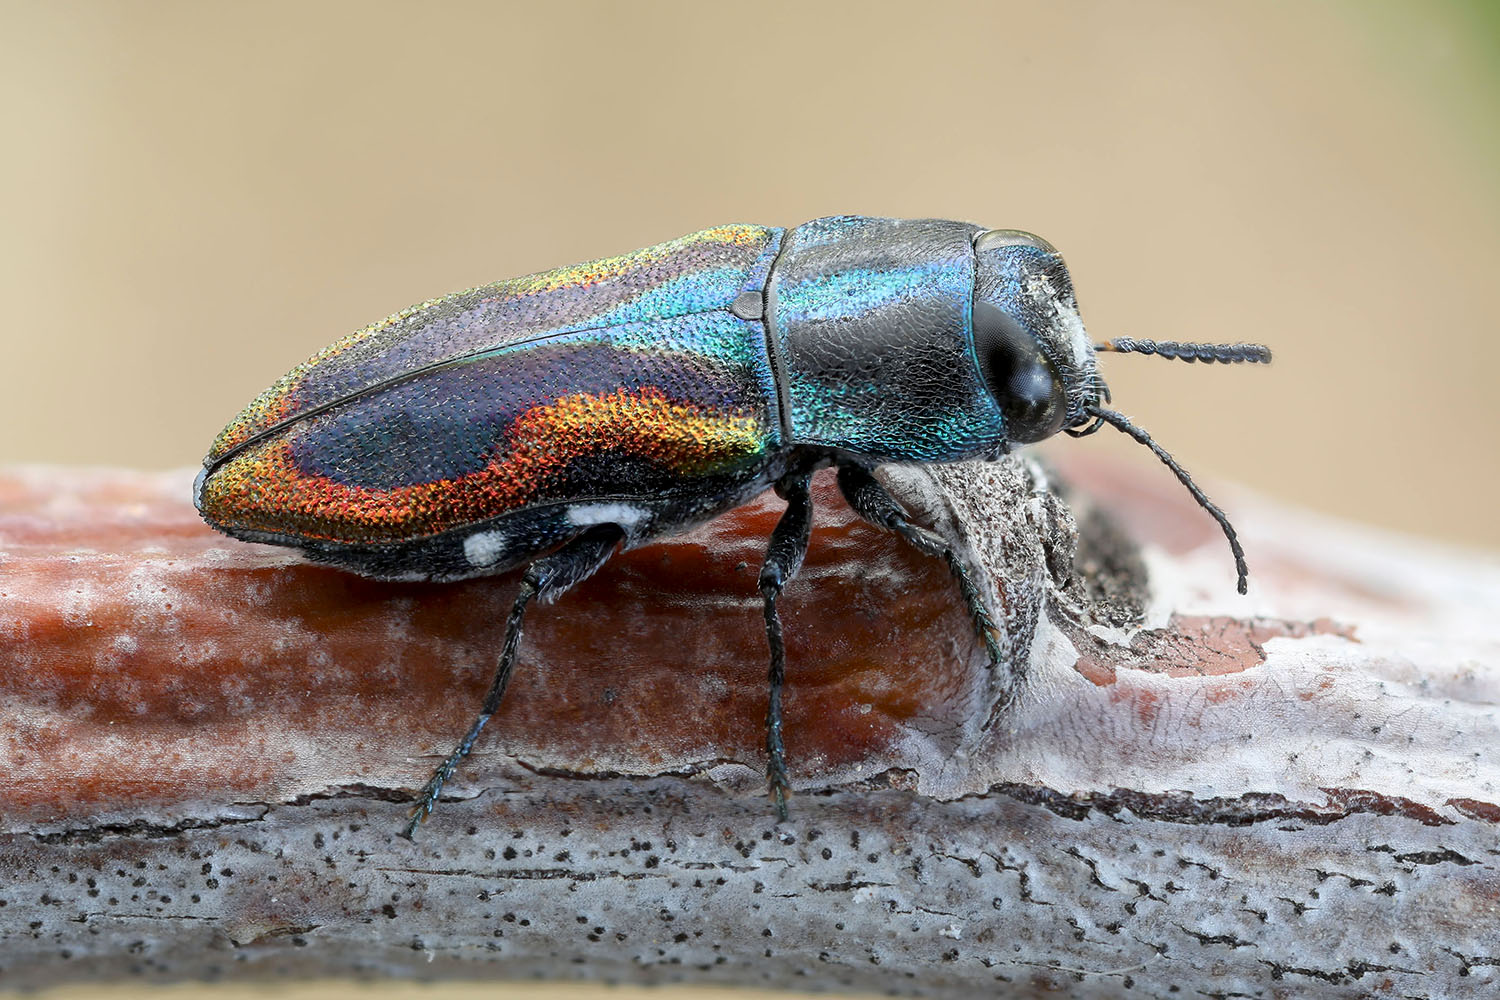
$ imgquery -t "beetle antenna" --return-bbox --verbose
[1095,338,1272,365]
[1085,406,1250,594]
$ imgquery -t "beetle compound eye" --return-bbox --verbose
[1002,366,1067,443]
[973,301,1068,443]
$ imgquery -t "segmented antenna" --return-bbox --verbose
[1095,338,1272,365]
[1086,406,1250,594]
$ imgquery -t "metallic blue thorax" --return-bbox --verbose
[767,216,1006,462]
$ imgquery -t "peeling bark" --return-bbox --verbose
[1,457,1496,997]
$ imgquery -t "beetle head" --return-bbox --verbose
[970,229,1103,445]
[971,227,1273,594]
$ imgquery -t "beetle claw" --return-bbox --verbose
[402,770,448,839]
[771,781,790,823]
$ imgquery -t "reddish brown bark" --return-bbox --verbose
[1,466,995,823]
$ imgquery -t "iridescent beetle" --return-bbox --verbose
[195,216,1270,835]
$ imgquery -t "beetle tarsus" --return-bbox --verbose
[759,471,813,821]
[836,464,1004,669]
[403,711,495,838]
[404,524,623,837]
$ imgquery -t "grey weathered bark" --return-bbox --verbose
[1,457,1496,997]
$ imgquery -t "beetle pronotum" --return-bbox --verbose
[194,217,1270,835]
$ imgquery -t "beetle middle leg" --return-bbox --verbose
[403,522,625,838]
[835,463,1003,668]
[760,470,814,821]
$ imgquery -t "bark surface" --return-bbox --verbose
[1,457,1496,998]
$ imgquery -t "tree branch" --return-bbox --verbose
[1,457,1495,996]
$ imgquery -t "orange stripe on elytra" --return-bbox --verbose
[202,386,767,544]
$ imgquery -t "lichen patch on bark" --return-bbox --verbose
[1069,614,1360,686]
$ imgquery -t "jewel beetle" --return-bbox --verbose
[194,216,1270,835]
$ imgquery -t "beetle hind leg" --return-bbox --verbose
[835,463,1004,669]
[759,471,814,821]
[403,522,625,838]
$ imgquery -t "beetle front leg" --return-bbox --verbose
[403,523,625,838]
[836,463,1003,669]
[759,470,814,821]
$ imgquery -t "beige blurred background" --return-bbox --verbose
[1,1,1497,997]
[3,1,1499,553]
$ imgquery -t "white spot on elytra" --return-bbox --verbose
[566,503,646,529]
[463,529,509,568]
[384,570,433,582]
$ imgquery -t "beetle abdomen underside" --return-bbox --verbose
[197,226,786,555]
